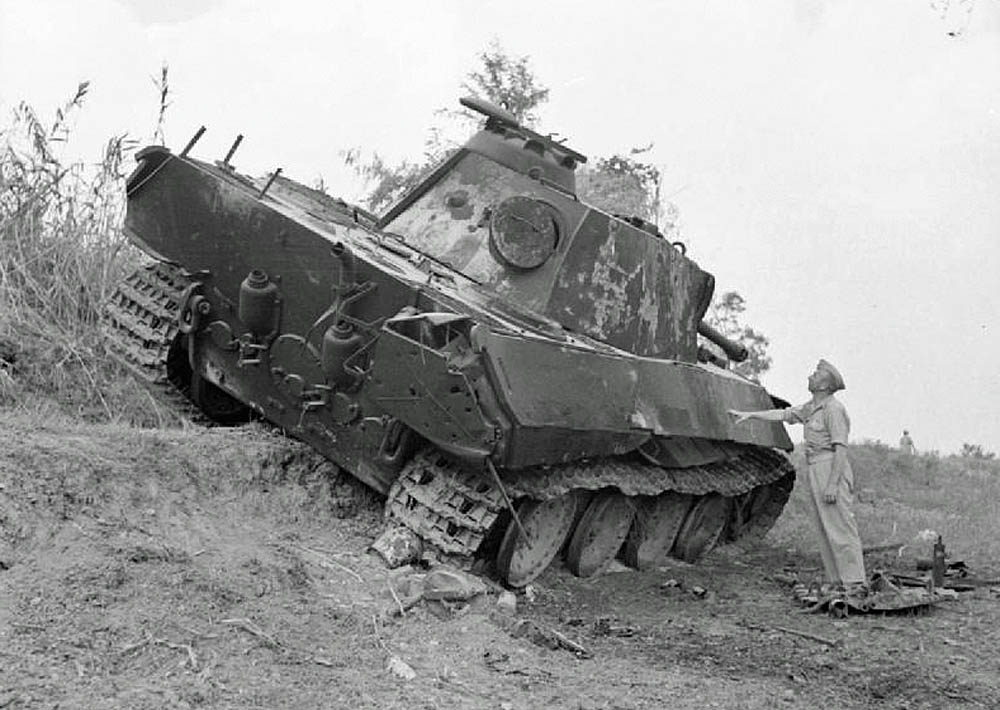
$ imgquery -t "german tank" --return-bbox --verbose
[105,97,794,587]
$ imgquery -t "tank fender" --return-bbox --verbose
[366,310,504,462]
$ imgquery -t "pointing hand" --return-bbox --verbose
[728,410,751,425]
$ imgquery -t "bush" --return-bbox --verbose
[960,443,996,461]
[0,86,162,425]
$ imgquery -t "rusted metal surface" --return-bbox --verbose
[382,149,713,361]
[475,329,791,465]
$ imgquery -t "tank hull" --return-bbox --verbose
[121,149,790,470]
[107,120,796,586]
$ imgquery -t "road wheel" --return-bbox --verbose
[671,494,731,562]
[189,369,251,424]
[496,493,577,588]
[623,492,693,570]
[565,490,636,578]
[726,472,795,548]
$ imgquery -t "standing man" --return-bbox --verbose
[899,430,916,455]
[728,360,865,589]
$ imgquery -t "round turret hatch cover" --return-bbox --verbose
[489,196,560,271]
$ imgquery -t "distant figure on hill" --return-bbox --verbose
[899,430,916,455]
[728,359,865,590]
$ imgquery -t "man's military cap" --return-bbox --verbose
[817,359,845,391]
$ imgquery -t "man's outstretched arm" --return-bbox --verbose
[728,408,789,425]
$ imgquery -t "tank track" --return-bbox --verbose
[102,262,205,422]
[385,445,795,566]
[504,446,793,500]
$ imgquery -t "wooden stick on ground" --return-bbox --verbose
[286,542,364,582]
[547,627,592,658]
[387,578,408,617]
[772,625,839,647]
[219,617,281,649]
[118,638,150,656]
[863,542,905,554]
[154,638,199,670]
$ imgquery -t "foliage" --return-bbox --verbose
[151,63,171,145]
[0,80,169,425]
[461,40,550,127]
[960,442,995,460]
[703,291,772,381]
[341,148,429,218]
[575,146,680,239]
[345,41,550,214]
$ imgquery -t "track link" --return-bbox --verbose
[102,262,205,422]
[385,449,506,566]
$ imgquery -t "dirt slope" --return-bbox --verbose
[1,411,997,709]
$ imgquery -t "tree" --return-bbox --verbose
[575,146,681,241]
[703,291,772,382]
[461,41,549,127]
[344,41,549,214]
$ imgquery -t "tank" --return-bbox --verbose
[104,97,795,587]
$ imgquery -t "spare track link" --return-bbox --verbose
[385,445,795,563]
[102,262,204,422]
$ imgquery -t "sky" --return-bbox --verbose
[2,0,998,453]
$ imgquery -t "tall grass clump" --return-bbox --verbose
[0,82,167,425]
[769,442,1000,572]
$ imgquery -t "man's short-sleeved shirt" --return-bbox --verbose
[783,395,850,459]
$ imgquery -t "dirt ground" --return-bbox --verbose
[1,411,998,709]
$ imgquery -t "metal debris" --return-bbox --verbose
[790,572,953,615]
[386,655,416,681]
[496,591,517,616]
[370,525,423,569]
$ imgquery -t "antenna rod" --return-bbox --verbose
[222,134,244,168]
[179,126,206,157]
[258,168,282,199]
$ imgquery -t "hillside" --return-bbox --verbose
[1,408,999,709]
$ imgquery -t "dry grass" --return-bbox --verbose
[0,85,160,425]
[769,442,1000,572]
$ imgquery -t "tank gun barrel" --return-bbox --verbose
[697,321,748,363]
[459,96,587,166]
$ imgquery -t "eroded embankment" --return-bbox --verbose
[0,413,400,709]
